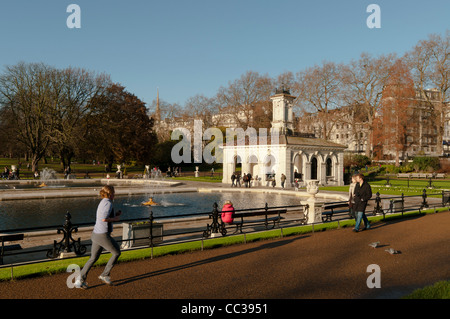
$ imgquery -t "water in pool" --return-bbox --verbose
[0,192,303,231]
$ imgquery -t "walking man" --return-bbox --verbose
[353,173,372,232]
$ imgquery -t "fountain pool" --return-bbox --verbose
[0,191,307,231]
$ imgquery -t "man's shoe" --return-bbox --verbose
[352,228,360,232]
[98,275,112,285]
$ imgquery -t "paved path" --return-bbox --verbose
[2,210,450,303]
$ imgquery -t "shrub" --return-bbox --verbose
[412,157,440,172]
[344,154,371,169]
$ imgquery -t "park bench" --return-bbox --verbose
[398,172,445,179]
[229,209,287,234]
[0,233,24,265]
[212,209,287,236]
[321,202,349,222]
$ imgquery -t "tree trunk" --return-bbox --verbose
[31,154,40,173]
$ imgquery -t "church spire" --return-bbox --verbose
[155,87,161,121]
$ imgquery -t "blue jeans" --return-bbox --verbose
[354,211,370,231]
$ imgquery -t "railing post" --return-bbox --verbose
[212,202,219,234]
[421,189,429,209]
[264,202,269,229]
[46,211,86,259]
[63,212,72,253]
[401,193,404,216]
[373,192,383,219]
[149,211,154,248]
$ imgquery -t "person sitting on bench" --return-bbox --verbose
[221,200,235,225]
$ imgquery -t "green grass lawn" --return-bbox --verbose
[320,178,449,197]
[404,281,450,299]
[0,157,224,180]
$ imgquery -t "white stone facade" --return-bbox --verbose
[222,89,347,188]
[222,137,345,188]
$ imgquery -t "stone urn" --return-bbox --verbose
[306,180,319,196]
[195,166,199,178]
[305,180,323,224]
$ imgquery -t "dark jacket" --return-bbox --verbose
[353,181,372,212]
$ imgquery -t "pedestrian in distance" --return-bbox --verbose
[247,172,252,188]
[348,175,357,219]
[281,173,286,189]
[75,185,122,289]
[243,173,248,187]
[353,173,372,232]
[231,173,236,187]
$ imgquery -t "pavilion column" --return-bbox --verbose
[304,162,311,180]
[320,162,327,185]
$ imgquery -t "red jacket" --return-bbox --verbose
[221,204,235,224]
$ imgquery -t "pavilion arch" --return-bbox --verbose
[247,154,259,177]
[292,152,307,181]
[326,157,333,177]
[309,155,318,180]
[327,153,339,179]
[263,154,277,180]
[232,155,242,174]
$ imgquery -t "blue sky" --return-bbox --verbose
[0,0,448,107]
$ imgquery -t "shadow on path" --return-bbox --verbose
[112,235,309,287]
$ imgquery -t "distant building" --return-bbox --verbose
[296,88,449,160]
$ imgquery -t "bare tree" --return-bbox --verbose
[148,98,183,121]
[296,61,344,139]
[216,71,273,130]
[183,94,217,128]
[0,62,56,172]
[50,67,110,170]
[341,52,396,156]
[405,30,449,155]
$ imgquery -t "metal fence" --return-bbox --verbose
[1,189,449,278]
